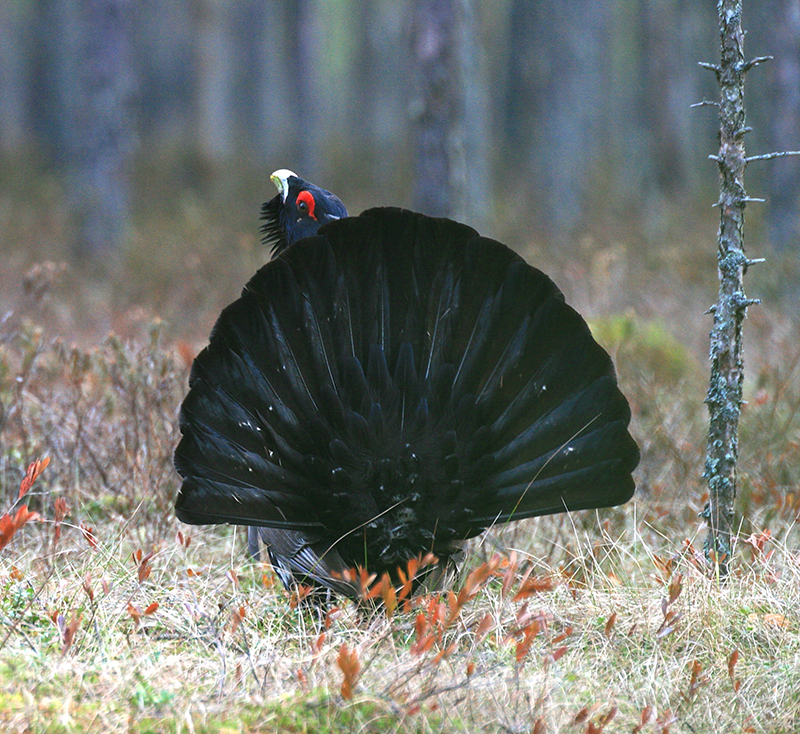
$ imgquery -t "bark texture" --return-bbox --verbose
[703,0,760,577]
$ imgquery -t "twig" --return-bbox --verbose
[742,55,774,72]
[746,151,800,163]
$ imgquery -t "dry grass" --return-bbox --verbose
[1,175,800,733]
[2,511,799,733]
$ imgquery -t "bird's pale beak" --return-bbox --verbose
[270,169,298,202]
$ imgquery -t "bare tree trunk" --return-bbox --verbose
[765,0,800,252]
[286,0,323,179]
[68,0,136,261]
[460,0,489,231]
[410,0,465,220]
[349,1,406,192]
[195,0,234,162]
[0,2,29,152]
[701,0,763,577]
[503,0,609,242]
[134,0,194,149]
[232,0,292,164]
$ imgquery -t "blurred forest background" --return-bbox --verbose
[4,6,800,727]
[0,0,798,342]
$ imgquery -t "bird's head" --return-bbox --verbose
[260,169,348,256]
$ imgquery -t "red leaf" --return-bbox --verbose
[514,619,541,663]
[632,705,655,733]
[0,504,41,551]
[80,524,98,549]
[229,610,242,635]
[513,575,556,601]
[432,642,456,665]
[599,706,617,726]
[337,643,361,700]
[573,707,590,724]
[144,602,159,616]
[499,550,519,599]
[651,553,674,583]
[53,496,68,520]
[657,711,678,733]
[475,613,493,642]
[552,627,572,645]
[290,584,312,608]
[324,606,342,630]
[727,649,739,680]
[61,611,81,656]
[414,611,428,641]
[53,497,69,545]
[667,573,683,605]
[351,566,377,598]
[127,602,141,626]
[744,529,772,556]
[311,631,326,657]
[18,457,50,499]
[136,551,154,583]
[397,556,423,601]
[604,612,617,637]
[419,552,438,570]
[411,632,437,657]
[82,574,94,602]
[457,561,493,605]
[686,659,708,697]
[381,580,397,618]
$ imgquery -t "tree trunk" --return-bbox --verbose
[232,0,290,164]
[410,0,465,220]
[0,2,29,152]
[68,0,136,261]
[702,0,761,578]
[503,0,609,242]
[195,0,234,162]
[765,0,800,251]
[286,0,323,179]
[133,0,194,149]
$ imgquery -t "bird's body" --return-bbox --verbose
[174,171,639,598]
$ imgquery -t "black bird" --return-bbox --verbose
[174,170,639,598]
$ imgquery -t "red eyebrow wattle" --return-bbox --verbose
[297,190,316,220]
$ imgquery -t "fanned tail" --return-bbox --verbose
[175,207,639,591]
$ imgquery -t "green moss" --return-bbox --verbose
[590,313,695,384]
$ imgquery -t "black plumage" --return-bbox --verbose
[259,168,348,256]
[174,170,639,598]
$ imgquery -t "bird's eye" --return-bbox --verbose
[296,190,317,220]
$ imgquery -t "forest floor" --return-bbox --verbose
[1,188,800,733]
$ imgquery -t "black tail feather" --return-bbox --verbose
[175,207,639,592]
